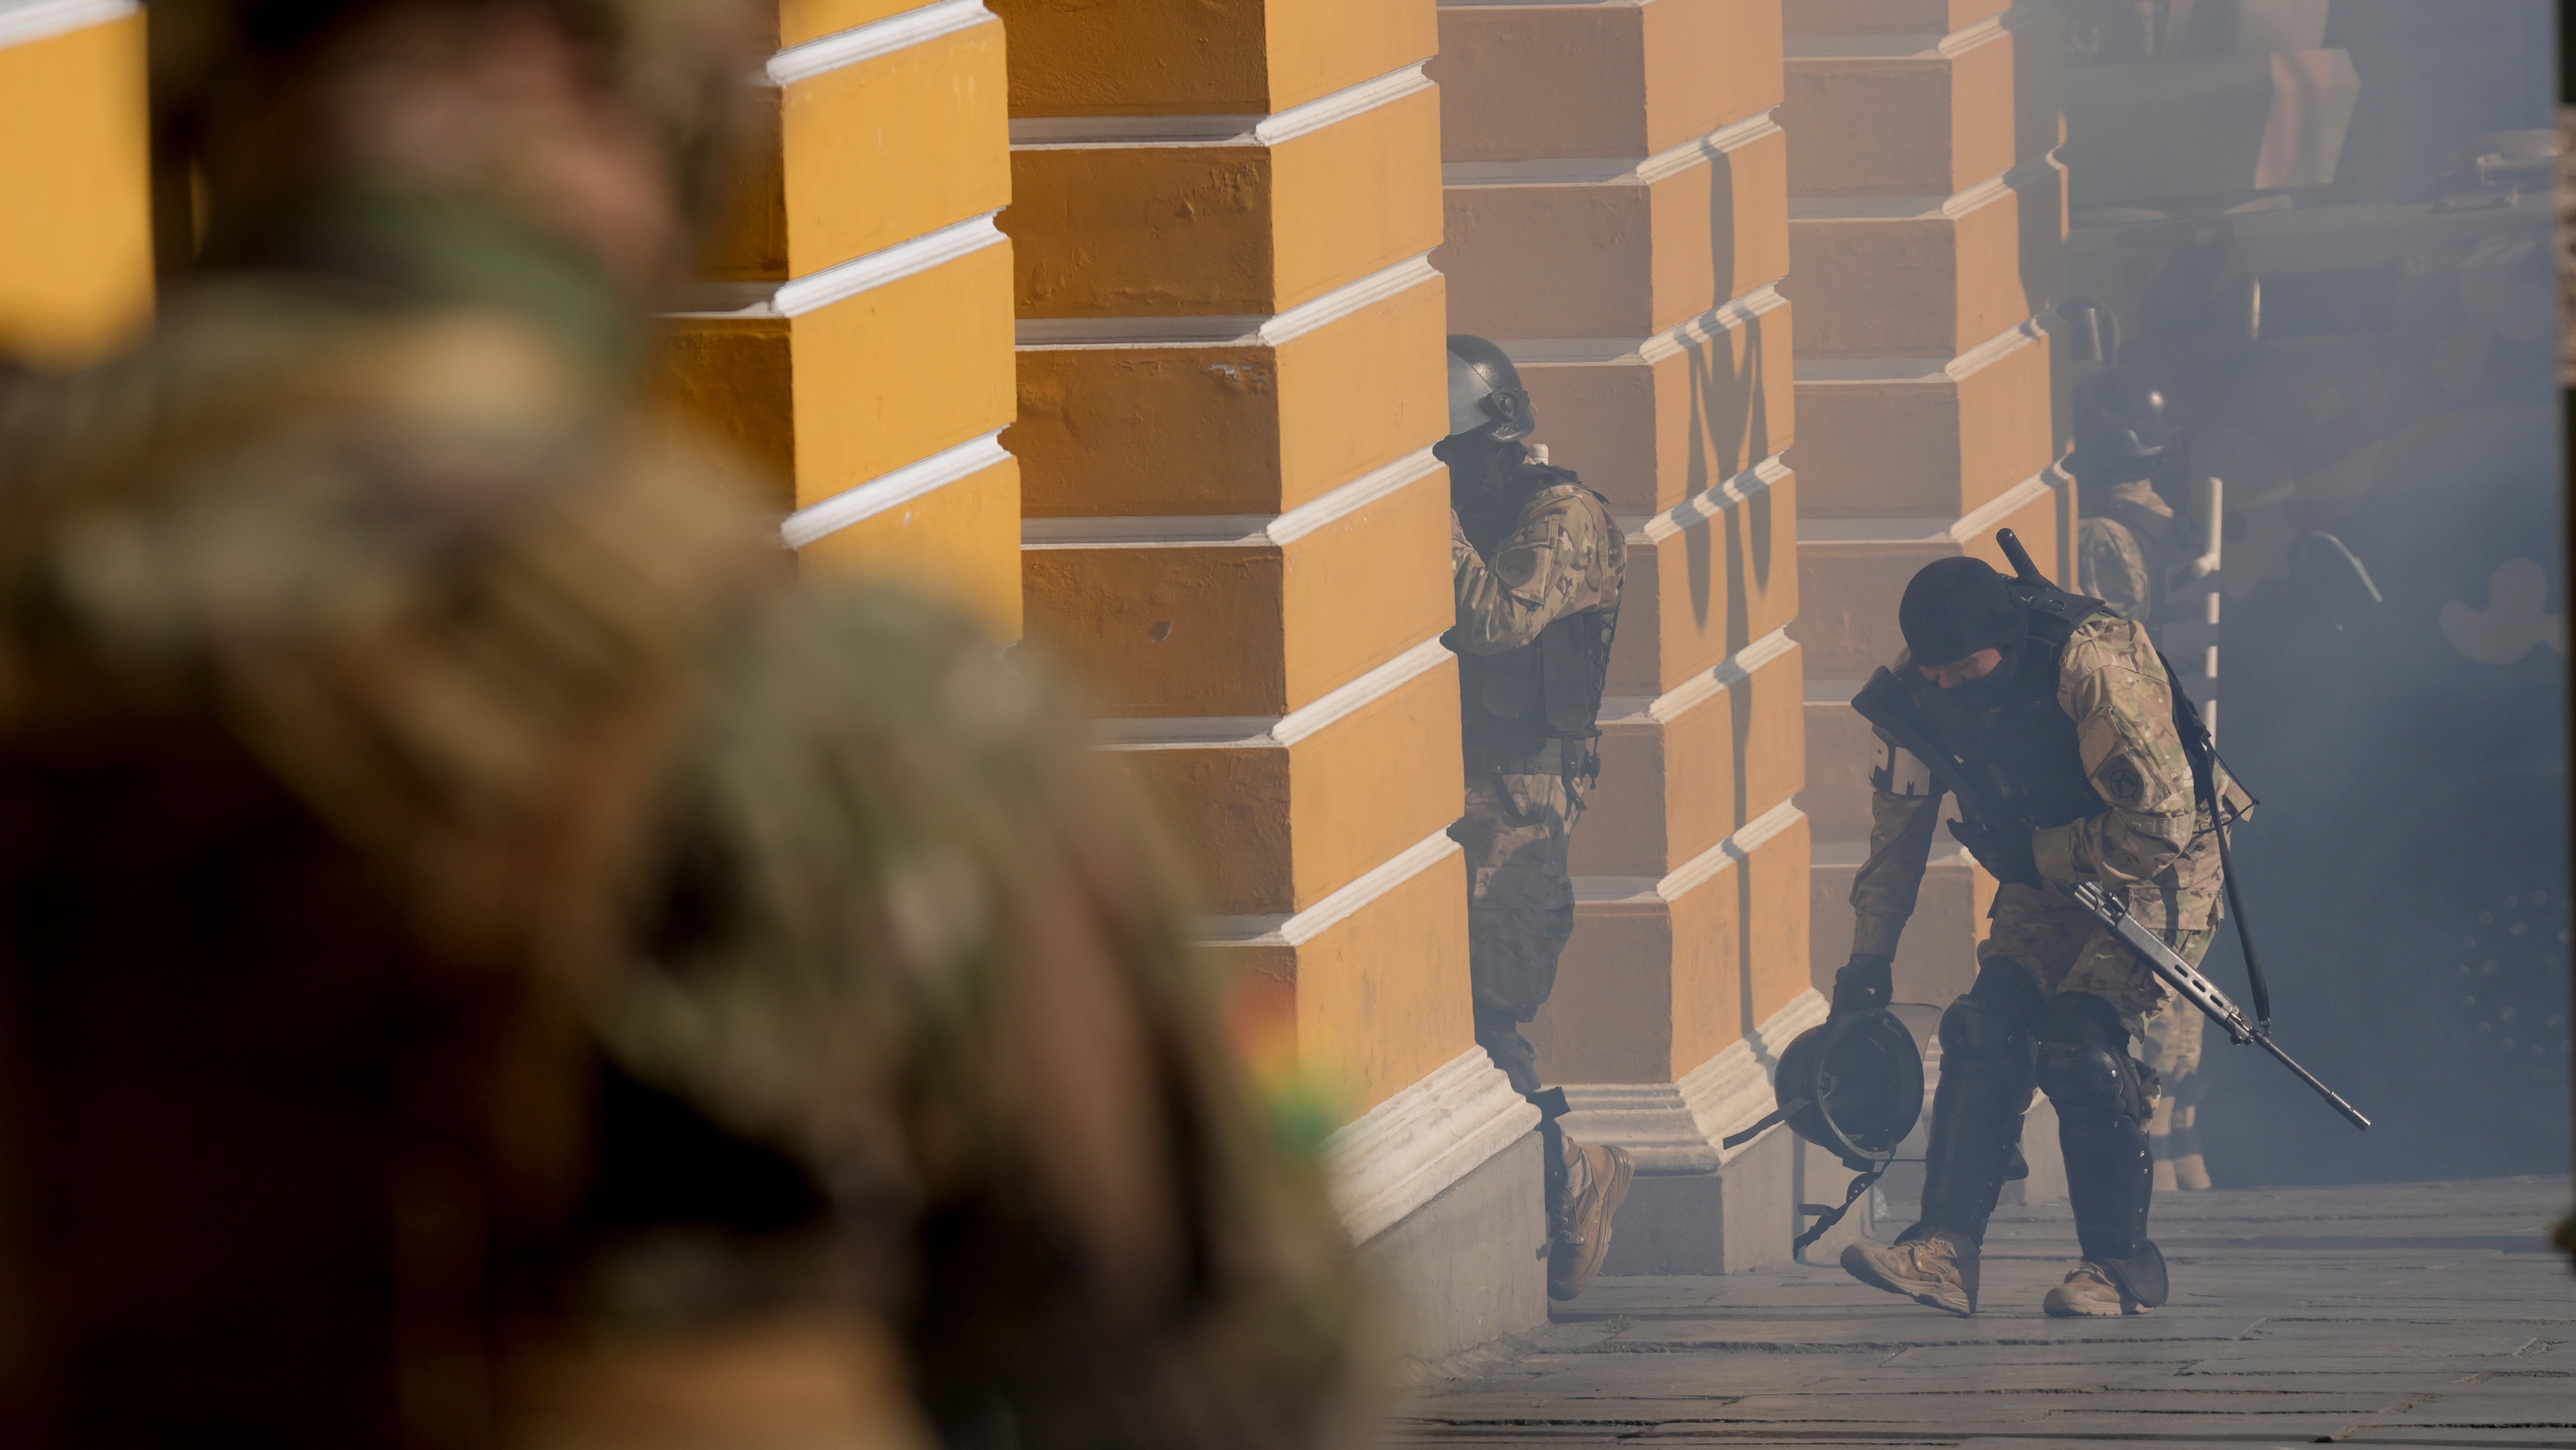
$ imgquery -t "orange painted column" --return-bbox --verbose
[659,0,1023,637]
[1783,0,2073,1223]
[0,0,153,370]
[1435,0,1816,1274]
[999,0,1543,1361]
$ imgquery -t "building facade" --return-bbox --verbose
[0,0,2072,1368]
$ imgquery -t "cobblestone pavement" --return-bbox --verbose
[1392,1176,2574,1447]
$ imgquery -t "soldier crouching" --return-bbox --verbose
[1436,335,1635,1301]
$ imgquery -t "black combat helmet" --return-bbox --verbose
[1445,334,1535,442]
[1773,1011,1926,1171]
[2070,366,2180,481]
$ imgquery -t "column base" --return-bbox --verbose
[1357,1132,1549,1370]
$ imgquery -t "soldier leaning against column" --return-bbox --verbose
[1827,555,2250,1318]
[2068,365,2216,1194]
[1435,334,1636,1301]
[0,2,1365,1444]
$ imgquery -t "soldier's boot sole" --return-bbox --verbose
[1839,1241,1976,1317]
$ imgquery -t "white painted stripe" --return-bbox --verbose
[1021,446,1440,548]
[780,432,1008,548]
[764,0,992,86]
[1598,628,1799,727]
[1197,828,1459,947]
[1573,800,1806,906]
[1780,0,2054,60]
[1795,311,2052,384]
[1100,635,1453,750]
[1441,109,1778,189]
[665,213,1005,320]
[1326,1049,1540,1244]
[1486,285,1789,369]
[1787,151,2061,222]
[1008,63,1430,149]
[1795,465,2065,545]
[1015,253,1439,350]
[1623,454,1791,545]
[0,0,132,49]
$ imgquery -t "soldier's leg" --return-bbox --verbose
[1842,888,2066,1315]
[2036,924,2212,1314]
[2139,1005,2208,1190]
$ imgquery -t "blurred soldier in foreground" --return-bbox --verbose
[0,2,1363,1444]
[1829,555,2247,1317]
[1436,336,1634,1301]
[2067,366,2216,1193]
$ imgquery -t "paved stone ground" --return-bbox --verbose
[1390,1175,2575,1448]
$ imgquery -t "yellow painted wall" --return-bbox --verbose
[796,455,1024,638]
[0,14,152,369]
[993,0,1434,117]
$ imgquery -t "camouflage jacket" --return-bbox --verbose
[2077,480,2189,622]
[1850,612,2236,952]
[1447,451,1624,755]
[0,199,1360,1449]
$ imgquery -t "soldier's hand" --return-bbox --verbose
[1947,819,2042,888]
[1830,953,1895,1019]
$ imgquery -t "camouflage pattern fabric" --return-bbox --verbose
[0,205,1363,1448]
[2138,996,2208,1089]
[1447,452,1623,1094]
[1980,885,2218,1022]
[2076,480,2188,623]
[1453,768,1579,1094]
[1448,476,1622,654]
[1851,613,2242,963]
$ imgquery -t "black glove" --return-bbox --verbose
[1948,818,2042,888]
[1830,953,1894,1019]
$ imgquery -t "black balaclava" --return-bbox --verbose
[1899,558,2028,692]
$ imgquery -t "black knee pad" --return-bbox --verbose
[1939,960,2043,1066]
[2037,992,2143,1121]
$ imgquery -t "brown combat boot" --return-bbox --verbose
[1839,1226,1980,1316]
[2170,1105,2212,1190]
[1546,1143,1635,1301]
[2044,1261,2150,1316]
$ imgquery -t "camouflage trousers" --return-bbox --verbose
[2138,998,2207,1101]
[1451,760,1582,1097]
[1979,882,2217,1032]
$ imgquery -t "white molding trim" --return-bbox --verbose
[1326,1049,1541,1244]
[1795,464,2068,545]
[1009,63,1429,149]
[1021,446,1440,548]
[1015,253,1439,350]
[764,0,992,87]
[1599,628,1799,727]
[1781,0,2059,61]
[1558,988,1830,1174]
[1573,800,1806,907]
[1443,109,1778,189]
[781,432,1008,548]
[1795,311,2054,385]
[1788,151,2063,223]
[0,0,132,48]
[667,213,1006,321]
[1196,828,1458,947]
[1623,454,1791,545]
[1487,286,1790,369]
[1099,635,1452,751]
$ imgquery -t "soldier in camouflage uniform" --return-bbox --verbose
[1828,555,2248,1318]
[0,3,1363,1445]
[2069,366,2217,1193]
[1437,334,1634,1301]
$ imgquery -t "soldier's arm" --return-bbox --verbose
[2032,614,2198,889]
[1450,491,1617,654]
[2077,516,2154,621]
[1850,734,1944,958]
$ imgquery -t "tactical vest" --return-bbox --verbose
[1903,583,2113,830]
[1453,461,1621,775]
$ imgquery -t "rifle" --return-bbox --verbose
[1848,556,2370,1130]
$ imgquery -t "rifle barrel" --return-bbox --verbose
[2255,1032,2373,1129]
